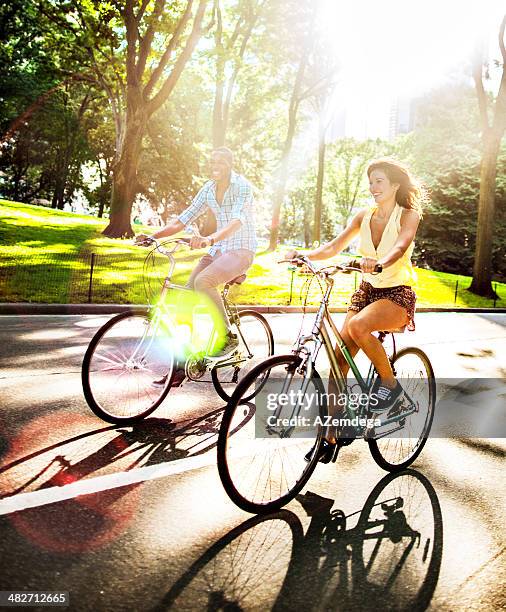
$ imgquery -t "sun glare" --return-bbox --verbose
[320,0,505,137]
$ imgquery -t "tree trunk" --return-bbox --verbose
[268,106,299,251]
[103,111,145,238]
[212,70,226,148]
[313,115,326,244]
[212,1,226,149]
[469,133,501,297]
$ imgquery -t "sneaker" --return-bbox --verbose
[369,380,404,413]
[213,331,239,359]
[152,368,186,388]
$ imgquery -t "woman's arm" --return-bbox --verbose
[377,209,420,268]
[286,210,366,261]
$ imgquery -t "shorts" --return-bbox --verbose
[348,281,416,331]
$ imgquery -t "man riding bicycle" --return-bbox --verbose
[136,147,257,365]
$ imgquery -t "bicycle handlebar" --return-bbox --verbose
[134,235,191,255]
[278,256,382,276]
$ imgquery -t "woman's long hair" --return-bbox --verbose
[367,159,427,216]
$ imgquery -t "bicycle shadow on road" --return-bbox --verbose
[0,404,254,500]
[153,470,443,612]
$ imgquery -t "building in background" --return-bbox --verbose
[329,95,418,142]
[388,97,418,139]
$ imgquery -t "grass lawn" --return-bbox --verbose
[1,199,505,308]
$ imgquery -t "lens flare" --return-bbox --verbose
[158,289,227,358]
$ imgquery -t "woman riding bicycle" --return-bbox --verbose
[286,158,426,460]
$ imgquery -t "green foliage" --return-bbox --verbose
[1,200,504,307]
[397,84,506,280]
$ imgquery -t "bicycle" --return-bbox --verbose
[217,255,436,513]
[82,237,274,424]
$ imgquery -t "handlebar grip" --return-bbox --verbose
[135,237,155,246]
[347,259,360,269]
[177,237,191,244]
[346,260,382,273]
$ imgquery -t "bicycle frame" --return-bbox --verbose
[139,238,249,372]
[289,261,417,437]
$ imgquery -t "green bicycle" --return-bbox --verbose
[82,237,273,424]
[217,255,436,514]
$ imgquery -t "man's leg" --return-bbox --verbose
[192,249,254,325]
[186,254,214,290]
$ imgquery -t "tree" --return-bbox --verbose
[105,0,210,237]
[0,0,97,207]
[469,14,506,297]
[308,41,339,245]
[326,139,384,231]
[268,3,319,251]
[395,83,506,281]
[211,0,265,148]
[38,0,211,237]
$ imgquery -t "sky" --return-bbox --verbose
[319,0,506,139]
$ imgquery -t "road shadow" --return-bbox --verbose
[154,470,443,611]
[0,404,255,500]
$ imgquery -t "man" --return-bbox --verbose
[137,146,257,360]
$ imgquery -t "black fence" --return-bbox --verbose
[0,251,504,308]
[0,250,171,304]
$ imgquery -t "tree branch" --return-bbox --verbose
[136,0,166,82]
[137,0,151,22]
[499,14,506,64]
[492,15,506,133]
[146,0,208,111]
[222,10,257,130]
[143,0,195,99]
[473,42,490,134]
[124,0,139,87]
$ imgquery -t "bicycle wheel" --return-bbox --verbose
[368,347,436,471]
[211,309,274,402]
[218,354,326,514]
[82,308,175,424]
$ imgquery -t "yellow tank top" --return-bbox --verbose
[358,203,416,288]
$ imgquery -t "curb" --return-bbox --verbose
[1,303,505,315]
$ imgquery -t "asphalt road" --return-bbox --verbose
[0,312,505,611]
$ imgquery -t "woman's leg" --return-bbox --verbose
[335,310,361,376]
[346,299,409,388]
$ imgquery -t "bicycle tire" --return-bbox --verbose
[368,347,436,471]
[218,354,326,514]
[211,309,274,402]
[82,308,175,424]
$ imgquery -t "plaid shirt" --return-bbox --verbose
[178,171,257,255]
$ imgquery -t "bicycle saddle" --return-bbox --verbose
[227,274,247,285]
[381,326,406,334]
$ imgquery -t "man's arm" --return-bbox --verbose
[195,219,241,248]
[137,184,208,242]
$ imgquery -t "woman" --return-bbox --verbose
[285,159,426,462]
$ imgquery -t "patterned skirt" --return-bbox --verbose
[348,281,416,331]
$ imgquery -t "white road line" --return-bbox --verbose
[0,451,216,516]
[0,437,309,516]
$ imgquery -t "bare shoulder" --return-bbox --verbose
[400,207,420,226]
